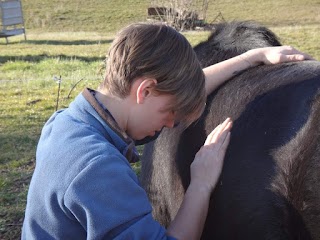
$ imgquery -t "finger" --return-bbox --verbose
[206,125,231,153]
[204,124,221,145]
[220,117,231,129]
[219,131,231,153]
[211,119,232,143]
[205,119,227,145]
[218,121,232,140]
[205,118,232,145]
[295,53,315,61]
[222,120,233,131]
[278,54,299,63]
[281,46,315,61]
[215,122,232,146]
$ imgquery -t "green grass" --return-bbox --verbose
[0,0,319,238]
[22,0,149,33]
[208,0,320,27]
[20,0,320,33]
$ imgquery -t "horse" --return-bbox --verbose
[140,21,320,239]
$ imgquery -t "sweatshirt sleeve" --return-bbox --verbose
[63,154,177,240]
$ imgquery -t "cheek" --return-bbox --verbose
[158,113,171,123]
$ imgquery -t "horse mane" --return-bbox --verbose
[194,21,281,66]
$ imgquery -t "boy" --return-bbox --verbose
[22,23,311,240]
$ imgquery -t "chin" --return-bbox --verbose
[132,133,148,141]
[130,130,157,141]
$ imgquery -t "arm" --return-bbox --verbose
[167,182,211,240]
[204,46,314,95]
[167,118,232,240]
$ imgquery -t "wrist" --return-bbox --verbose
[188,180,213,197]
[242,49,263,67]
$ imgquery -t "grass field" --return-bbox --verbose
[0,0,319,238]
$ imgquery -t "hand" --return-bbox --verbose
[190,118,232,193]
[244,46,315,67]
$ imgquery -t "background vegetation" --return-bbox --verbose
[0,0,319,238]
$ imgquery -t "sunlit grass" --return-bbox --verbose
[20,0,320,33]
[272,25,320,59]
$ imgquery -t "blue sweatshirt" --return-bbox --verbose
[22,88,176,240]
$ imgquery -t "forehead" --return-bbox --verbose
[154,92,200,125]
[155,94,176,110]
[157,94,183,121]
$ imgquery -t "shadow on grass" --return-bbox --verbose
[0,133,38,165]
[25,39,113,45]
[0,54,104,64]
[0,39,113,45]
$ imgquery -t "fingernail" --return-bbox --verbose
[298,55,304,60]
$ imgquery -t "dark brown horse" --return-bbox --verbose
[141,21,320,239]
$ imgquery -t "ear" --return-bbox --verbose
[136,78,157,104]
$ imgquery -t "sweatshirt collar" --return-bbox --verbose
[82,88,139,163]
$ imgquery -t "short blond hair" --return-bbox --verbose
[100,23,206,125]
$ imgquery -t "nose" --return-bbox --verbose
[165,118,175,128]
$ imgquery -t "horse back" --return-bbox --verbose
[141,61,320,239]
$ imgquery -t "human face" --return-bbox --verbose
[128,93,177,140]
